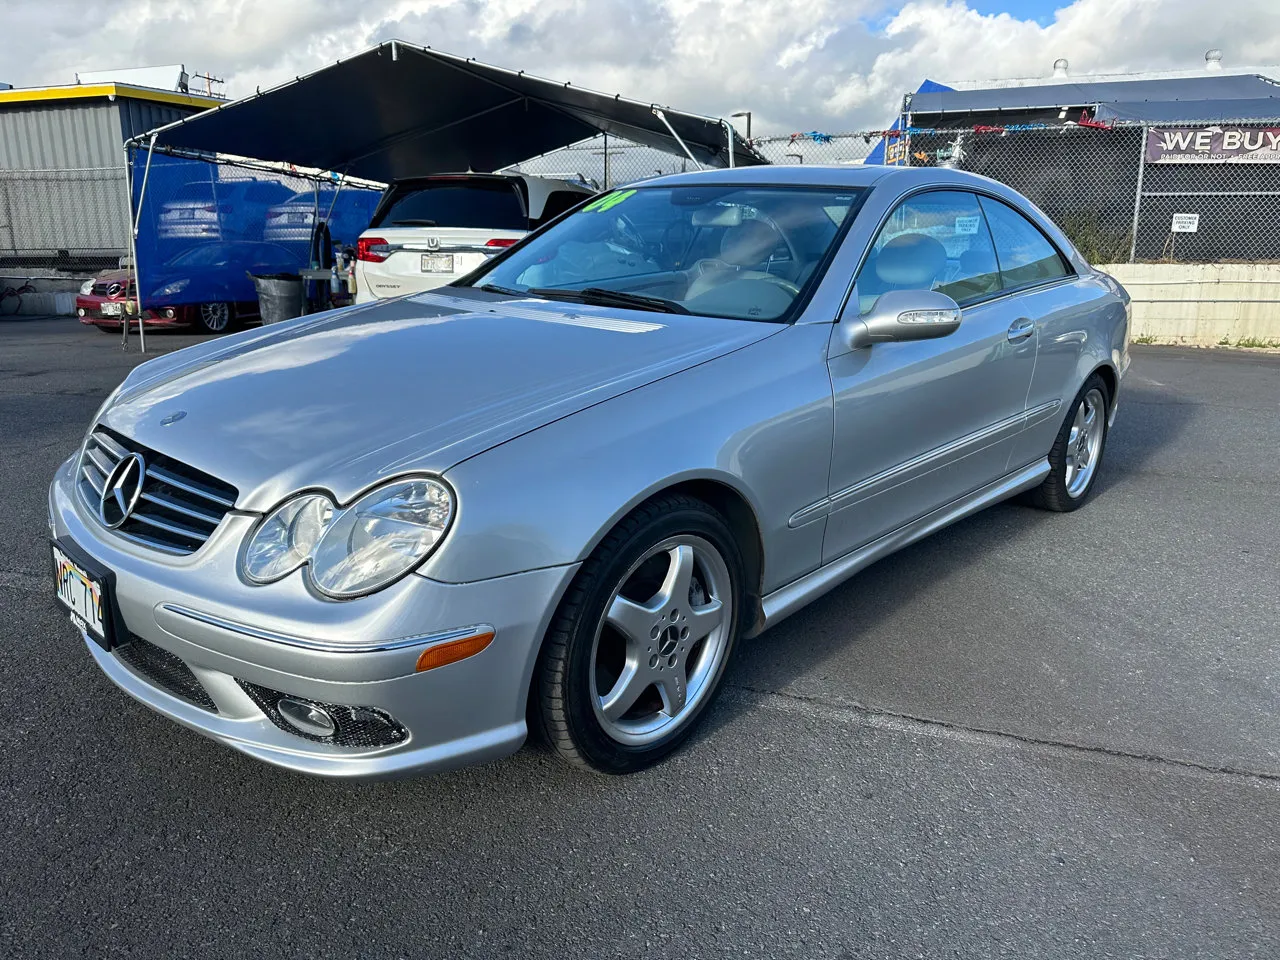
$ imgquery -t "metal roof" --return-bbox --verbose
[1093,97,1280,123]
[137,40,765,182]
[0,83,223,111]
[905,73,1280,119]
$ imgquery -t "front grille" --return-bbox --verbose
[237,681,409,749]
[116,636,218,713]
[77,425,238,555]
[90,279,132,297]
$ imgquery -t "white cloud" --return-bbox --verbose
[4,0,1278,134]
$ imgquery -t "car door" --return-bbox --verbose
[975,195,1092,469]
[822,189,1038,563]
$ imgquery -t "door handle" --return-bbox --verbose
[1007,318,1035,342]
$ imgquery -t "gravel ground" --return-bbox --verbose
[2,317,1277,959]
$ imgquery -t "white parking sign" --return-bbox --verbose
[1171,213,1200,233]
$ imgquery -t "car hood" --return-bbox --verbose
[104,290,780,511]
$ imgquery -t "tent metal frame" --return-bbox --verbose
[120,40,759,352]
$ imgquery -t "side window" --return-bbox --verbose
[857,190,1001,313]
[978,197,1071,289]
[534,190,590,226]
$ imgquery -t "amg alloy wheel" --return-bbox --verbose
[1028,373,1110,512]
[536,494,744,773]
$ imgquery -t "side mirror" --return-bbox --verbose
[840,289,962,351]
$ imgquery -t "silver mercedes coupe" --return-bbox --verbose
[50,166,1130,777]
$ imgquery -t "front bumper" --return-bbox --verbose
[76,295,185,328]
[49,456,578,778]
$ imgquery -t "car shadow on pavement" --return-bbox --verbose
[694,370,1196,744]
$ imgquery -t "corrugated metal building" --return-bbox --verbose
[0,83,221,269]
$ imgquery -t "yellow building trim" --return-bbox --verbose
[0,83,222,111]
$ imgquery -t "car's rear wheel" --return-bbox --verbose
[197,302,235,334]
[535,494,744,773]
[1028,373,1110,512]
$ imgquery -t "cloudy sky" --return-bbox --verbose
[4,0,1278,133]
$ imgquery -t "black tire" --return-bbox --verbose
[535,494,746,774]
[1027,373,1110,512]
[195,302,236,334]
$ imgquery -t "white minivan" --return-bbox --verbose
[354,173,595,303]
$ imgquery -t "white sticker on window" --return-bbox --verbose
[954,215,981,236]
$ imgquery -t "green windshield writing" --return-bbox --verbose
[582,189,637,213]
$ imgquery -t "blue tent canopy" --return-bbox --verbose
[903,73,1280,123]
[865,80,954,165]
[1093,97,1280,124]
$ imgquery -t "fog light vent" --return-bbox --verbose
[236,680,409,748]
[278,697,336,737]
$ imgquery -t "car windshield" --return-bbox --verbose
[465,184,866,322]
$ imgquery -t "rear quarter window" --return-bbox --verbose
[978,196,1072,288]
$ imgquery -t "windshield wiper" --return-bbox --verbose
[527,286,689,314]
[478,283,529,297]
[391,218,438,226]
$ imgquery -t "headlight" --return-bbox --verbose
[241,478,454,598]
[243,493,334,583]
[154,278,189,297]
[80,279,95,295]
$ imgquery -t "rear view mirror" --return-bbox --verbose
[841,289,962,350]
[691,205,744,228]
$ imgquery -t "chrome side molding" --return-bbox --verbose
[754,458,1051,637]
[788,401,1059,528]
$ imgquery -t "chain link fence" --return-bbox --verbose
[0,166,131,271]
[901,120,1280,264]
[504,132,877,187]
[507,123,1280,266]
[4,120,1279,273]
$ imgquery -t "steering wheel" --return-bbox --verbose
[611,213,647,257]
[759,274,801,297]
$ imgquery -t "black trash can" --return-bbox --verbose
[250,273,305,325]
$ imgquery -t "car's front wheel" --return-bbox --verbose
[196,302,235,334]
[535,494,745,773]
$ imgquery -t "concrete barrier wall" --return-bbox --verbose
[0,276,84,316]
[1098,263,1280,347]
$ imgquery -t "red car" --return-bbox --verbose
[77,242,306,334]
[76,270,187,333]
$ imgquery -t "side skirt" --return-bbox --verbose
[749,458,1050,637]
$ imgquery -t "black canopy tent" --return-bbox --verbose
[119,40,766,351]
[133,40,765,180]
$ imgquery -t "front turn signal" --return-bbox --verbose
[415,630,495,672]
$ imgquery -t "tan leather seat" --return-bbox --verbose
[686,219,783,300]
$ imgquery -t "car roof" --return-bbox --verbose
[635,164,1007,194]
[386,172,593,191]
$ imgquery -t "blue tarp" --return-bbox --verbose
[131,152,381,312]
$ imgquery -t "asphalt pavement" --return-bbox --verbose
[2,316,1277,959]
